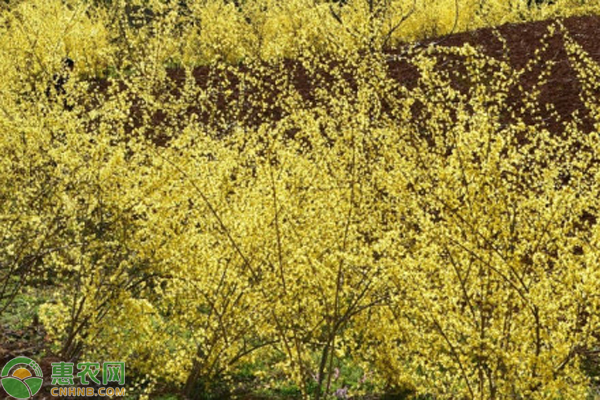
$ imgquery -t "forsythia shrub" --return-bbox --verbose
[1,0,600,399]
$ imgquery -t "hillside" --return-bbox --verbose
[2,9,600,400]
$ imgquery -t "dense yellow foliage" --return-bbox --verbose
[1,0,599,68]
[1,0,600,399]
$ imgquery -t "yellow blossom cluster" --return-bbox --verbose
[1,1,599,399]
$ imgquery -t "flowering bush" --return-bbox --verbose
[1,1,599,399]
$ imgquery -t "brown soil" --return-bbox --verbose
[414,14,600,135]
[83,14,600,147]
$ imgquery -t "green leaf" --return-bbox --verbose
[1,377,31,399]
